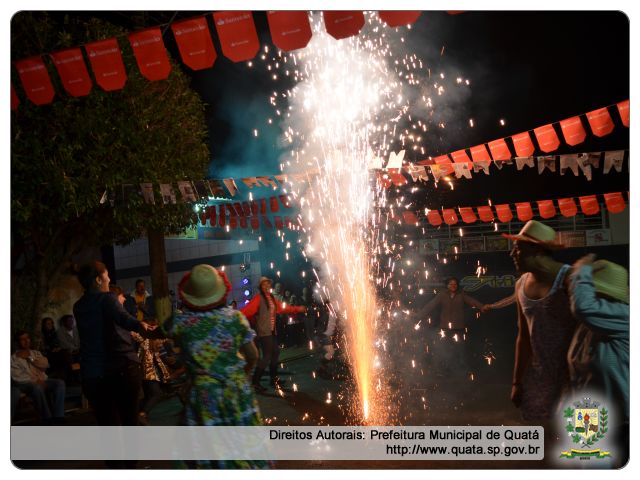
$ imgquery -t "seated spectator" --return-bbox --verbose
[57,314,80,355]
[11,331,65,424]
[40,317,64,376]
[131,279,151,321]
[57,314,81,383]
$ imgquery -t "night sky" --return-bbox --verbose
[184,11,629,208]
[49,11,630,208]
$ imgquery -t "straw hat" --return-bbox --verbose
[178,264,231,310]
[259,277,272,287]
[591,260,629,304]
[502,220,564,249]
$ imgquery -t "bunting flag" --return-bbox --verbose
[472,159,491,175]
[222,178,238,197]
[85,38,127,91]
[603,192,625,214]
[267,11,313,52]
[586,107,615,137]
[270,196,280,212]
[603,150,625,174]
[442,208,458,225]
[559,116,586,146]
[159,183,177,204]
[452,163,472,179]
[487,138,511,161]
[406,164,429,182]
[50,48,93,97]
[470,144,492,163]
[207,179,228,198]
[378,11,422,27]
[459,207,477,224]
[537,156,556,173]
[537,200,557,219]
[515,156,534,170]
[262,215,273,229]
[177,181,197,202]
[495,204,513,223]
[451,149,473,168]
[426,210,443,226]
[208,205,217,226]
[171,17,217,71]
[128,28,171,81]
[323,11,365,39]
[617,100,629,127]
[559,154,579,176]
[213,11,260,62]
[402,210,419,224]
[533,124,560,153]
[279,194,291,208]
[515,202,534,222]
[558,197,578,217]
[11,83,19,110]
[15,56,55,105]
[477,205,494,222]
[433,155,454,175]
[218,204,226,227]
[579,195,600,215]
[512,132,535,157]
[140,182,155,204]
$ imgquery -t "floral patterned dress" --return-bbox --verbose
[169,306,267,469]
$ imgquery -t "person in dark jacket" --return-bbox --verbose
[419,277,486,377]
[73,261,155,426]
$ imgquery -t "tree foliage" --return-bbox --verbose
[11,12,210,334]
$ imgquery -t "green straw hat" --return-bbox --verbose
[592,260,629,304]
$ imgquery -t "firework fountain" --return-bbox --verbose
[262,12,474,423]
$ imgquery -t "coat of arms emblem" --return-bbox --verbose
[560,397,610,459]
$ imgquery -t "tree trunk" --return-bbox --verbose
[147,228,172,324]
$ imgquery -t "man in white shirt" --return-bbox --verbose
[11,330,65,423]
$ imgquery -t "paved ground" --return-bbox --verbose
[11,345,579,469]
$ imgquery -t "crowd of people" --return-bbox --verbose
[10,219,629,467]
